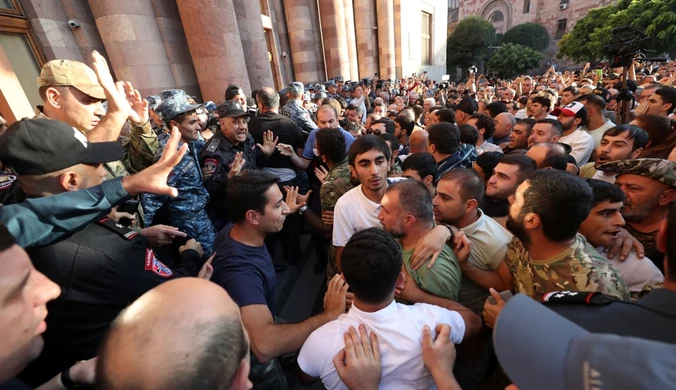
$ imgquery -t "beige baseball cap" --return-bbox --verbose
[37,59,106,100]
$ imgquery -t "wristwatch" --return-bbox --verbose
[298,205,308,215]
[61,361,84,389]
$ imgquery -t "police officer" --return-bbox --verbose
[142,95,216,256]
[225,84,248,109]
[0,118,209,387]
[200,101,278,230]
[281,82,318,136]
[325,80,339,98]
[146,95,165,134]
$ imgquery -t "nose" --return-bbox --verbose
[281,201,290,216]
[35,271,61,305]
[612,212,626,227]
[370,163,378,175]
[94,101,106,117]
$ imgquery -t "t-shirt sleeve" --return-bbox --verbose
[332,197,354,247]
[420,304,466,344]
[420,247,462,301]
[302,130,316,160]
[212,261,268,308]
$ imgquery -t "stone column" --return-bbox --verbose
[376,0,395,80]
[233,0,275,91]
[393,0,402,79]
[87,0,177,97]
[283,0,325,83]
[353,0,378,78]
[318,0,350,80]
[150,0,201,98]
[342,0,359,80]
[176,0,250,103]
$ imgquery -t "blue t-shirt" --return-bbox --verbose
[211,224,277,314]
[302,127,355,160]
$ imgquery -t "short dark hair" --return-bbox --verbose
[394,115,415,134]
[515,118,537,135]
[387,180,434,223]
[500,153,537,183]
[457,97,478,115]
[256,87,280,109]
[586,178,625,205]
[413,105,424,119]
[536,118,563,136]
[485,101,508,118]
[316,127,346,164]
[439,168,485,203]
[0,224,15,252]
[579,93,607,111]
[401,152,437,182]
[469,113,496,139]
[348,134,391,167]
[379,132,400,152]
[341,228,402,304]
[458,124,479,146]
[474,151,504,180]
[428,122,460,155]
[347,104,364,117]
[227,170,280,223]
[373,117,396,135]
[603,124,649,151]
[539,142,568,171]
[654,87,676,114]
[531,95,552,110]
[562,86,579,95]
[521,170,593,241]
[435,108,456,124]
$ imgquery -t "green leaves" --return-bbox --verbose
[447,16,497,72]
[487,43,544,79]
[502,23,550,52]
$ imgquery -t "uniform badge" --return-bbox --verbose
[203,158,218,176]
[0,174,16,191]
[205,138,220,153]
[145,249,173,277]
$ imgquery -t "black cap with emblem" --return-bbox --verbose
[0,118,123,175]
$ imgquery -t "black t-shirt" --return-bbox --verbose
[0,379,31,390]
[211,224,277,315]
[482,196,510,218]
[248,112,305,172]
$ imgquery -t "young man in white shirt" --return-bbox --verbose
[579,179,663,298]
[579,94,616,147]
[554,102,595,165]
[298,228,481,390]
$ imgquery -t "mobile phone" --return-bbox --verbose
[117,199,139,227]
[488,290,514,305]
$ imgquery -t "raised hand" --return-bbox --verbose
[227,152,246,179]
[125,81,149,125]
[256,130,279,156]
[91,50,130,118]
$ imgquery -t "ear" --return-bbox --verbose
[245,209,260,226]
[630,147,643,159]
[392,149,399,160]
[395,271,406,290]
[59,170,81,192]
[349,165,357,178]
[665,102,673,114]
[552,135,560,142]
[659,188,676,206]
[465,198,478,212]
[403,214,416,228]
[429,144,437,154]
[45,87,63,109]
[423,175,434,188]
[229,359,252,390]
[657,218,669,254]
[523,212,541,230]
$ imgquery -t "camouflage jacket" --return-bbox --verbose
[281,99,317,135]
[320,159,354,212]
[505,234,630,301]
[141,133,209,224]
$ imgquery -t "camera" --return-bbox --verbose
[468,66,478,74]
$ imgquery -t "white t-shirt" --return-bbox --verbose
[591,169,616,184]
[597,248,664,293]
[582,119,615,147]
[559,128,595,165]
[332,178,406,247]
[298,301,466,390]
[477,141,504,155]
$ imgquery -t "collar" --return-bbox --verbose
[460,209,484,236]
[357,184,383,214]
[348,300,397,321]
[330,158,349,173]
[632,288,676,318]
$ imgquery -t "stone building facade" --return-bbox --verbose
[0,0,447,124]
[448,0,615,64]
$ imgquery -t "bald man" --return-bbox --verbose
[96,278,252,390]
[399,129,428,163]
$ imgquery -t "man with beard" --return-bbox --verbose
[505,118,535,153]
[483,154,537,224]
[378,180,462,301]
[481,170,630,328]
[598,159,676,273]
[554,102,594,166]
[579,125,649,183]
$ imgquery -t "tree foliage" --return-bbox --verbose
[447,16,497,72]
[502,23,550,52]
[487,43,545,79]
[558,0,676,63]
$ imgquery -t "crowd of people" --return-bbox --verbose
[1,49,676,390]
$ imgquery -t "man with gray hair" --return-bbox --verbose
[282,82,317,135]
[493,112,515,148]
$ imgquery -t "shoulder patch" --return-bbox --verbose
[206,138,220,153]
[144,248,173,277]
[0,174,16,190]
[97,218,139,240]
[203,158,218,176]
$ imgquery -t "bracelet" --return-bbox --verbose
[60,360,85,389]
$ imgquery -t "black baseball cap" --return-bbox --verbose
[0,118,123,175]
[216,101,251,118]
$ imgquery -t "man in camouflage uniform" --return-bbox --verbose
[146,95,165,134]
[281,82,317,136]
[598,158,676,273]
[142,95,216,256]
[35,59,158,180]
[199,101,277,231]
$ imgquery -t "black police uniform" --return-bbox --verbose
[19,218,205,387]
[545,289,676,344]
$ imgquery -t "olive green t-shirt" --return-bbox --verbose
[401,244,462,301]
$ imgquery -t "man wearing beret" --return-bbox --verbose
[599,158,676,272]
